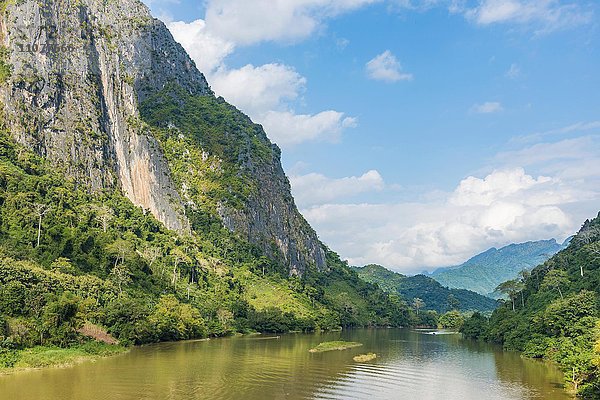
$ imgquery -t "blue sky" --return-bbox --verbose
[144,0,600,273]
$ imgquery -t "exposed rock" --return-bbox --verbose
[0,0,208,233]
[0,0,326,273]
[218,144,327,272]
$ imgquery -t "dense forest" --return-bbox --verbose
[461,214,600,397]
[0,115,410,369]
[353,264,498,313]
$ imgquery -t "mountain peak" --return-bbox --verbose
[0,0,325,273]
[430,239,567,296]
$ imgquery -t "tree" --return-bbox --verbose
[94,205,114,233]
[541,269,569,300]
[495,280,522,311]
[438,310,464,330]
[447,294,460,311]
[461,312,488,340]
[149,295,206,341]
[217,308,234,332]
[32,202,51,247]
[110,263,132,296]
[413,298,425,315]
[41,292,82,346]
[584,242,600,277]
[170,248,191,288]
[139,246,164,278]
[107,239,133,269]
[518,269,530,307]
[577,227,600,245]
[139,246,162,268]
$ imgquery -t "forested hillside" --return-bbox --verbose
[354,265,498,313]
[462,214,600,397]
[0,0,412,370]
[0,128,411,368]
[430,239,568,297]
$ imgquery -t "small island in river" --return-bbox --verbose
[309,341,363,353]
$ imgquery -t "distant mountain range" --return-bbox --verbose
[427,239,570,297]
[353,265,498,313]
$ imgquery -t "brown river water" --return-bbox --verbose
[0,328,570,400]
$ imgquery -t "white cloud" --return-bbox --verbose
[261,110,357,147]
[465,0,592,32]
[166,19,357,148]
[449,168,552,206]
[496,135,600,181]
[209,64,306,117]
[511,120,600,144]
[505,63,521,79]
[366,50,413,82]
[167,19,235,73]
[291,170,384,207]
[204,0,381,45]
[471,101,503,114]
[296,132,600,273]
[301,167,590,272]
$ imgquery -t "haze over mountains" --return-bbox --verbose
[427,239,570,297]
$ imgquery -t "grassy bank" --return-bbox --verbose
[0,342,127,374]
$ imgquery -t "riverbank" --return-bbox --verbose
[0,342,128,374]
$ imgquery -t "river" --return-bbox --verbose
[0,329,569,400]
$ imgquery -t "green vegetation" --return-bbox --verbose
[353,264,498,314]
[461,214,600,397]
[0,94,412,370]
[431,239,568,297]
[0,342,126,372]
[139,83,273,213]
[437,310,464,330]
[353,353,377,362]
[309,341,362,353]
[0,46,11,84]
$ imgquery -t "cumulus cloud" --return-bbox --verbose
[167,19,235,73]
[471,101,503,114]
[291,170,384,207]
[261,111,357,148]
[204,0,381,45]
[366,50,413,82]
[300,168,587,272]
[449,168,552,206]
[166,9,359,148]
[209,64,306,117]
[206,64,356,147]
[294,131,600,273]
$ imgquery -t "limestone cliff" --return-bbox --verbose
[0,0,326,273]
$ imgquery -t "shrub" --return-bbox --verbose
[149,295,206,341]
[438,310,464,330]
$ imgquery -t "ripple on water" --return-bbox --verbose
[0,329,570,400]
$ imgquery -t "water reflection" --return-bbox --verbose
[0,329,568,400]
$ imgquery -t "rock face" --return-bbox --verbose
[218,144,327,274]
[0,0,326,273]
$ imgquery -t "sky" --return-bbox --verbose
[142,0,600,274]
